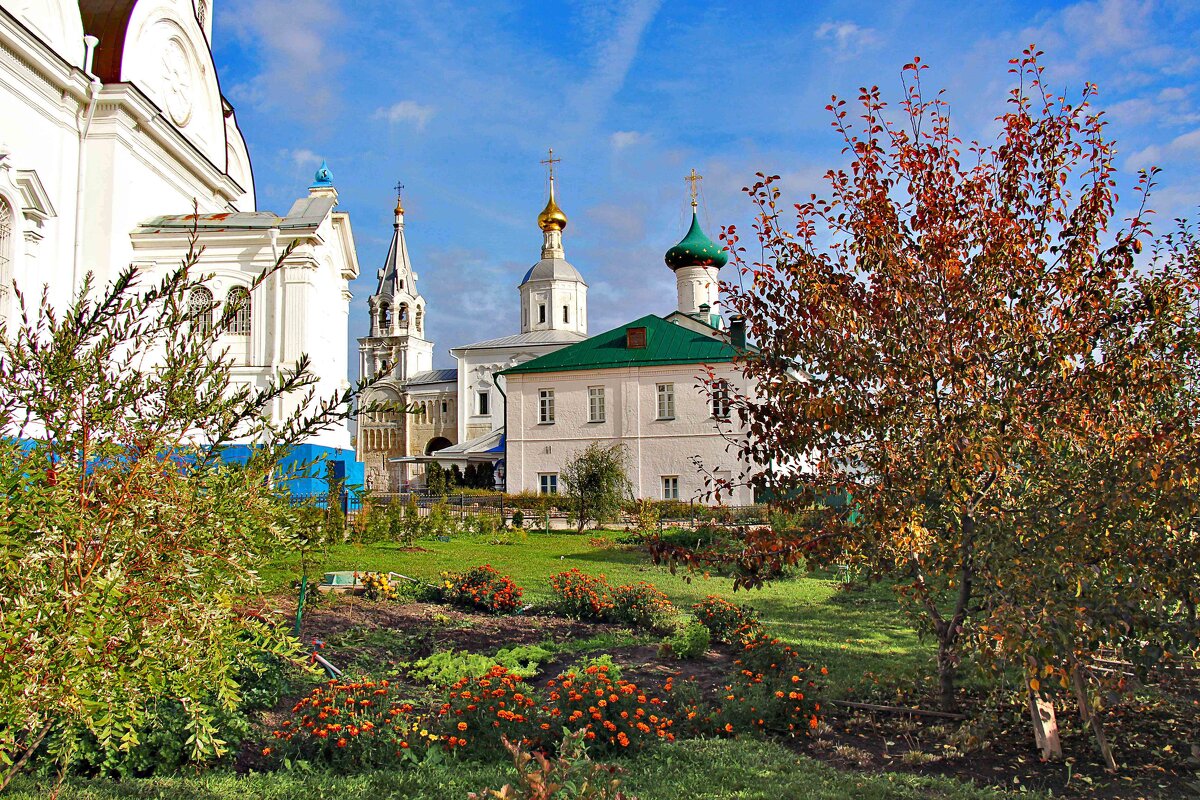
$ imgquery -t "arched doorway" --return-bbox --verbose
[424,436,452,455]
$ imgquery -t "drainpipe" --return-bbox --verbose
[492,371,507,492]
[71,35,101,292]
[269,227,283,421]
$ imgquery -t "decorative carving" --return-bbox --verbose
[160,38,193,127]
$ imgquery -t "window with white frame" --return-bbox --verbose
[661,476,679,500]
[539,389,555,423]
[656,383,675,420]
[588,386,605,423]
[711,379,731,420]
[477,390,490,416]
[225,286,251,336]
[188,286,214,334]
[539,473,558,495]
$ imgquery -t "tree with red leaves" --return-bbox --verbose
[668,50,1200,737]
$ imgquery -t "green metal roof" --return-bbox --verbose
[498,314,737,376]
[665,210,729,270]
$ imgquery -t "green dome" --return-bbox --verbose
[665,211,728,270]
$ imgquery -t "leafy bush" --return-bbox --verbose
[609,582,674,630]
[511,509,525,529]
[0,240,375,782]
[691,596,763,644]
[549,569,614,622]
[407,646,551,685]
[439,565,524,613]
[661,623,711,660]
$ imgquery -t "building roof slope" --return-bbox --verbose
[453,329,587,352]
[405,369,458,385]
[499,314,738,376]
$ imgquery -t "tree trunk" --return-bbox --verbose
[0,721,52,793]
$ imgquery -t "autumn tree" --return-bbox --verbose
[694,49,1200,722]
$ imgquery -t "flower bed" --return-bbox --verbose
[548,569,675,629]
[437,564,524,614]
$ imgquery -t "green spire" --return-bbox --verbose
[665,210,728,271]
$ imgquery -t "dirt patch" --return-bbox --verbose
[797,693,1199,800]
[244,597,1198,798]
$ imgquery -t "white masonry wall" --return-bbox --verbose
[504,362,755,506]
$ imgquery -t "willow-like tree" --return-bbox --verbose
[561,442,633,533]
[693,49,1200,725]
[0,234,385,784]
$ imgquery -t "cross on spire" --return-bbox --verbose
[685,168,702,208]
[540,148,561,183]
[394,180,405,198]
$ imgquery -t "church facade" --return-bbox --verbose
[354,163,756,504]
[1,0,361,492]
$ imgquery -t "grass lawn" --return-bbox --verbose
[7,739,1027,799]
[260,532,929,693]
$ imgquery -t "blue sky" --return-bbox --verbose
[213,0,1200,373]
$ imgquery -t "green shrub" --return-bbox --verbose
[662,623,711,660]
[511,509,525,528]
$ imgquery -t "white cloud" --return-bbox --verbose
[1126,127,1200,170]
[569,0,664,132]
[610,130,645,150]
[814,20,878,59]
[281,147,321,168]
[224,0,343,118]
[374,100,436,130]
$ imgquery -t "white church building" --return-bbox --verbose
[353,160,756,504]
[1,0,362,492]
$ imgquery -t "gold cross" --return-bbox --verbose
[540,148,561,182]
[685,168,702,207]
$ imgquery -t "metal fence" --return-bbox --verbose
[287,491,770,532]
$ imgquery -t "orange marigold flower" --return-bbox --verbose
[336,737,347,748]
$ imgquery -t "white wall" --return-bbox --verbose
[505,363,754,505]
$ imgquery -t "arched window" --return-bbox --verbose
[225,286,251,335]
[188,286,214,334]
[415,307,424,333]
[399,303,409,324]
[378,302,392,332]
[0,199,12,309]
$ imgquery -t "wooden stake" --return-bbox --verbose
[1028,687,1062,761]
[1071,666,1117,772]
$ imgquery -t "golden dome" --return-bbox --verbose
[537,180,567,232]
[394,197,405,216]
